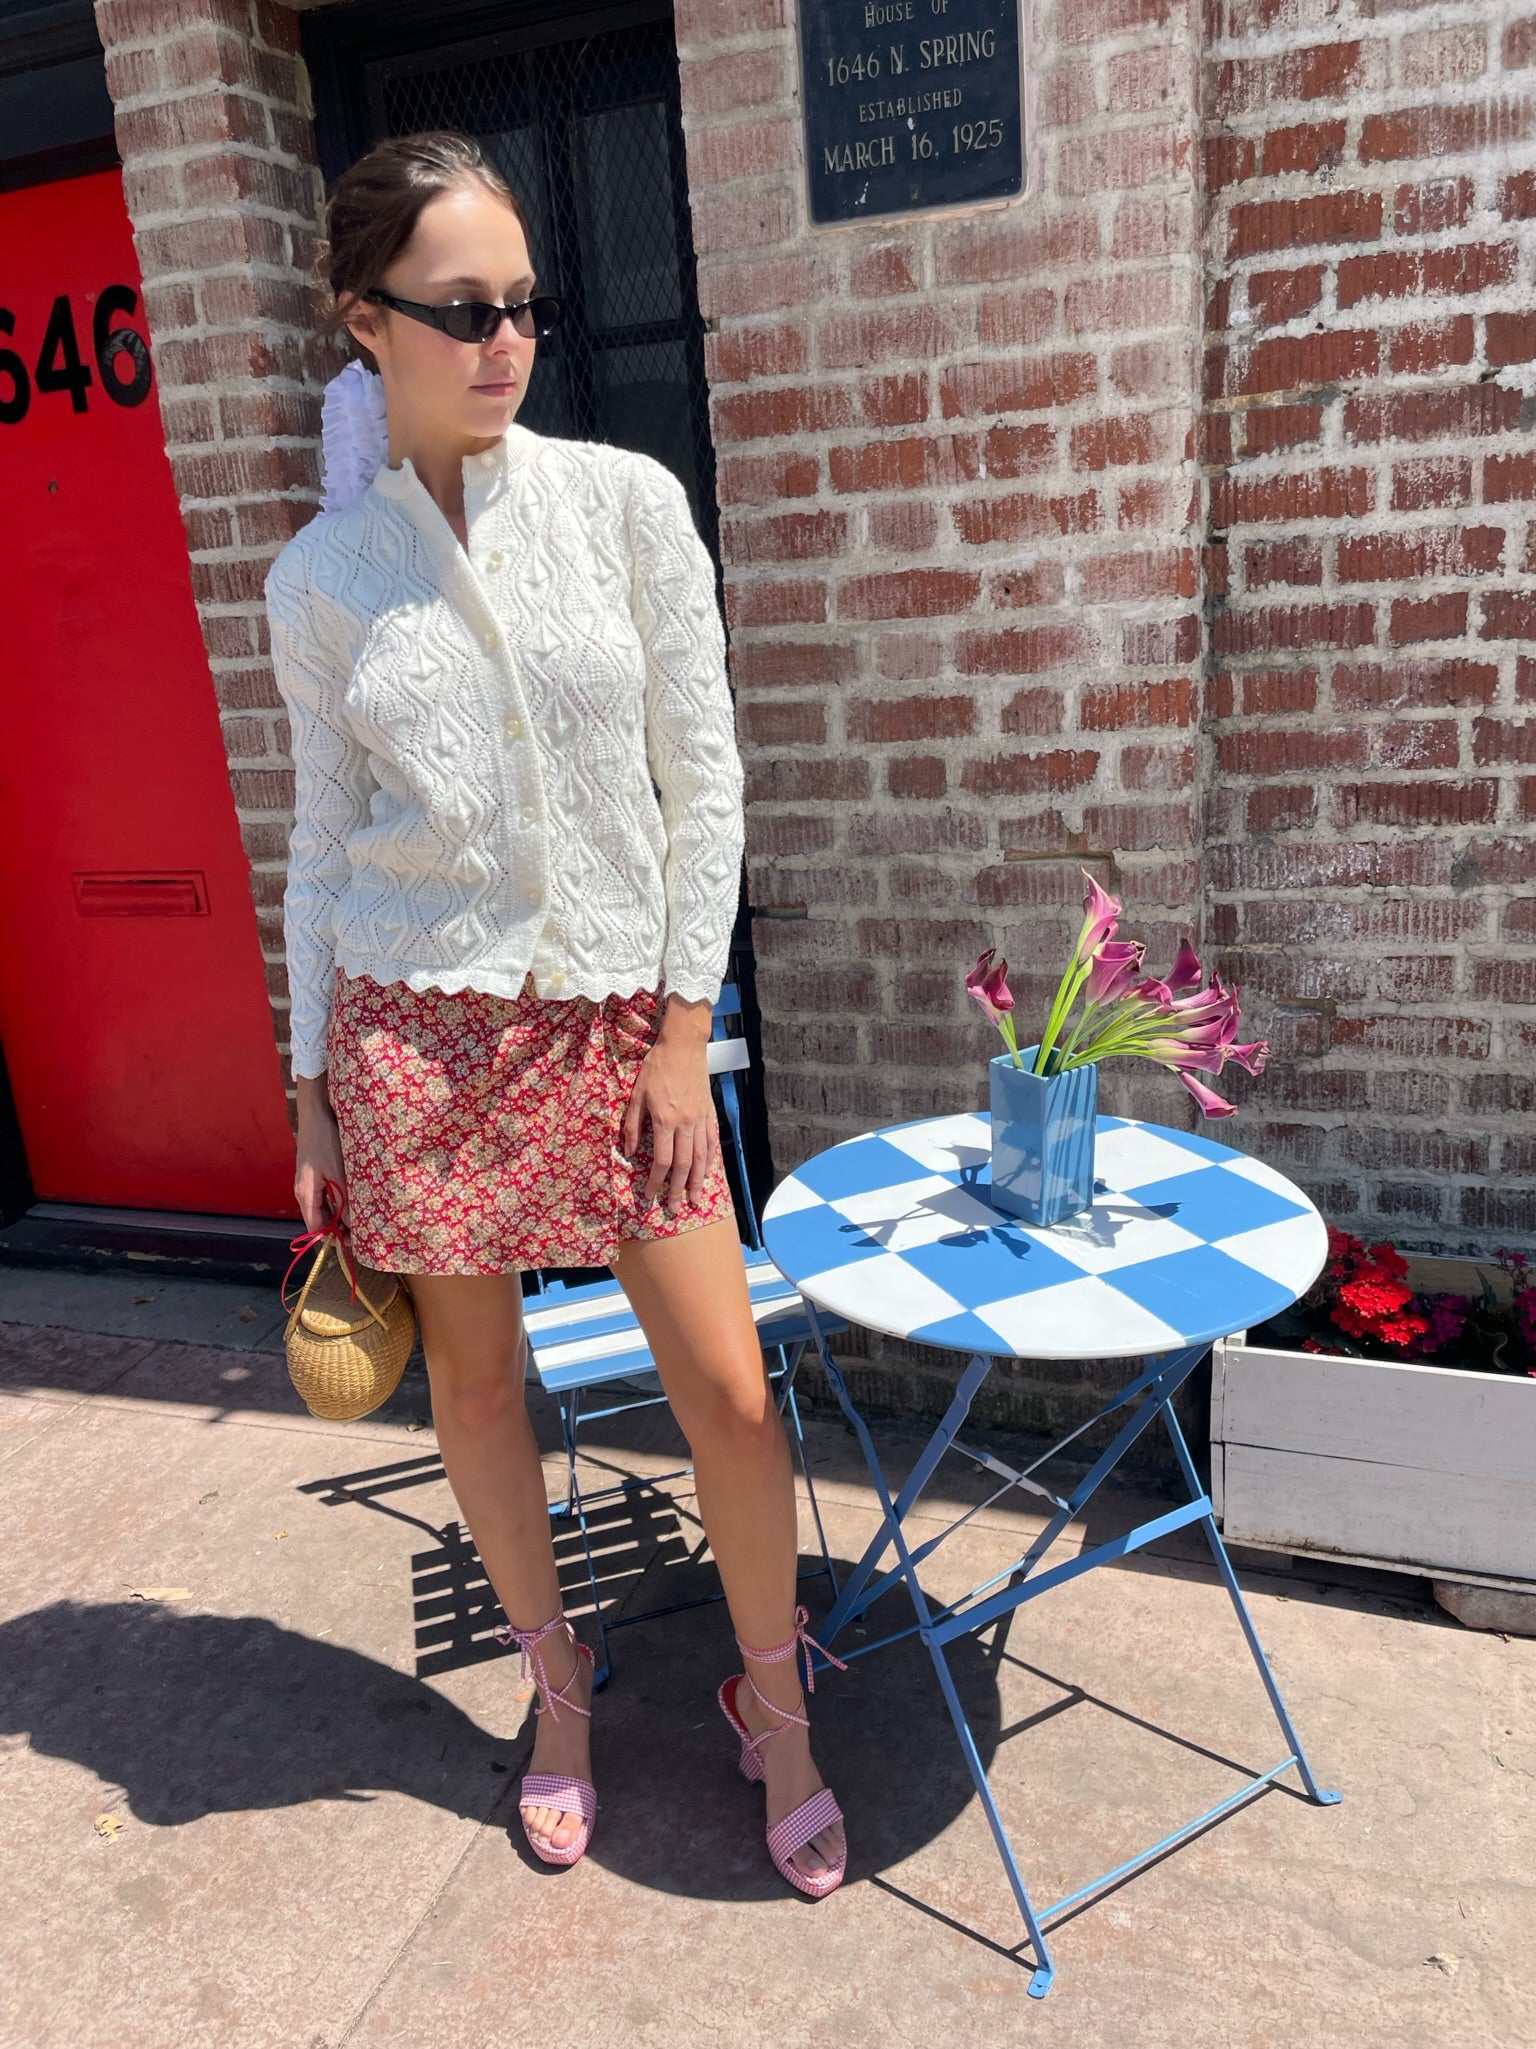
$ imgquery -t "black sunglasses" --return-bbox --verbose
[363,288,564,344]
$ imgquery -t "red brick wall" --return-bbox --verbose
[92,0,1535,1277]
[1204,0,1536,1251]
[676,0,1209,1210]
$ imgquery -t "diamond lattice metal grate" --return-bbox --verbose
[380,20,719,559]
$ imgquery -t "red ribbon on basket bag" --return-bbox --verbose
[281,1176,359,1311]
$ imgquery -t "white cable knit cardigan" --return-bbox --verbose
[264,405,745,1080]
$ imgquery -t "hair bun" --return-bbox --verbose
[319,359,389,514]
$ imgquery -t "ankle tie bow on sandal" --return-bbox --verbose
[717,1604,848,1899]
[493,1610,597,1866]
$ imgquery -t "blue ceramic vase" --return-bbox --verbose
[988,1042,1099,1227]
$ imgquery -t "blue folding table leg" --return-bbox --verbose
[804,1325,1060,1996]
[1160,1385,1344,1811]
[823,1343,1200,1646]
[819,1345,994,1645]
[799,1303,1341,1998]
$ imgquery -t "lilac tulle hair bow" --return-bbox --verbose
[318,359,390,514]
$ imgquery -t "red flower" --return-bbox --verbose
[1302,1225,1531,1368]
[1326,1237,1427,1349]
[1323,1226,1365,1281]
[1376,1310,1431,1349]
[1365,1241,1409,1282]
[1338,1275,1413,1320]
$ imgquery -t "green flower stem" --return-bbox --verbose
[1057,994,1132,1061]
[1062,1017,1171,1068]
[1056,997,1107,1067]
[1067,1027,1153,1067]
[1033,956,1092,1075]
[1033,961,1082,1073]
[1047,1000,1179,1072]
[1056,987,1151,1065]
[1032,957,1212,1079]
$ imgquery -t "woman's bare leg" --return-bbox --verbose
[610,1219,844,1881]
[408,1271,591,1853]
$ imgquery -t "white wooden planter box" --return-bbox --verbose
[1209,1256,1536,1594]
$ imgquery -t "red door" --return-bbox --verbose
[0,170,298,1216]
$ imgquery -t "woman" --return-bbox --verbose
[265,130,845,1897]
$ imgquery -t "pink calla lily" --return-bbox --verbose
[965,947,998,1013]
[1166,973,1235,1019]
[1131,977,1174,1010]
[1165,937,1204,995]
[1142,1034,1227,1076]
[1073,873,1121,963]
[970,881,1268,1116]
[1225,1039,1269,1076]
[1085,938,1145,1004]
[966,947,1014,1019]
[1170,1020,1234,1055]
[1175,1070,1238,1117]
[966,948,1023,1065]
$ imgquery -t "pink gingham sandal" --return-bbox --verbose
[493,1610,596,1866]
[717,1603,848,1899]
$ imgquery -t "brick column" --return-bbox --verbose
[95,0,334,1108]
[1203,0,1536,1250]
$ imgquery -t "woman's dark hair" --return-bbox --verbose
[315,131,534,372]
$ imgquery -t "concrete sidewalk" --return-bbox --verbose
[1,1266,1531,2049]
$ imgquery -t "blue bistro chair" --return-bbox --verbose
[521,984,843,1687]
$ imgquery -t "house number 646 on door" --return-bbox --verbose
[0,285,154,425]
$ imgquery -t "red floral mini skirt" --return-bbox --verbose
[326,967,735,1276]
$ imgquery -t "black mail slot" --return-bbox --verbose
[74,871,210,916]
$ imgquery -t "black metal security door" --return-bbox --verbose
[381,28,717,551]
[308,2,719,555]
[304,0,773,1212]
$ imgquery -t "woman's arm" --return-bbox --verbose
[624,458,746,1004]
[623,458,746,1210]
[265,547,376,1224]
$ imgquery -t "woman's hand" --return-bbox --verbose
[294,1074,349,1233]
[622,994,720,1212]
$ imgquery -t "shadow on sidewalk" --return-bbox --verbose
[0,1577,1026,1905]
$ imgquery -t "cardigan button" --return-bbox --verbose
[505,715,523,740]
[519,804,536,827]
[487,549,505,570]
[547,971,566,992]
[481,629,498,652]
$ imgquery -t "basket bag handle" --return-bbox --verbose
[281,1177,395,1339]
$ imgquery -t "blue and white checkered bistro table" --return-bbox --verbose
[763,1112,1341,1998]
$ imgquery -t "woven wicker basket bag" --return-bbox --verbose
[282,1179,417,1421]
